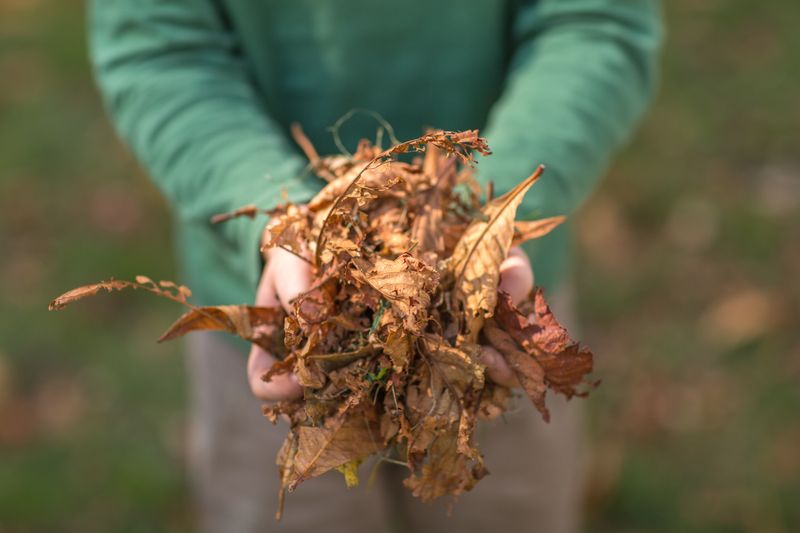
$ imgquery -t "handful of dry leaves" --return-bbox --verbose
[50,128,594,518]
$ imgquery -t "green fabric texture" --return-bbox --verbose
[89,0,662,314]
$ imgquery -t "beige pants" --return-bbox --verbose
[186,288,584,533]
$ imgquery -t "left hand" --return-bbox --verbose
[247,246,311,402]
[479,246,534,388]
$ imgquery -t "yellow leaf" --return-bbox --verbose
[335,459,362,488]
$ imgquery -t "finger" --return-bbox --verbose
[247,345,303,401]
[255,263,281,308]
[499,247,534,305]
[274,255,313,314]
[480,345,518,388]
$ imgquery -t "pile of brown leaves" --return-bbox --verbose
[50,128,595,518]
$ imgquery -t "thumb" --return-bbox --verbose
[499,247,534,305]
[273,253,313,313]
[247,344,302,401]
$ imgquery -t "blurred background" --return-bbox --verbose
[1,1,798,531]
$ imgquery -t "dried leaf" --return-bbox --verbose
[286,404,382,490]
[483,319,549,420]
[210,204,263,224]
[49,277,191,311]
[158,305,284,350]
[411,187,445,255]
[421,336,485,391]
[261,204,310,258]
[511,215,566,247]
[383,329,412,371]
[49,280,138,310]
[263,354,297,383]
[276,431,299,520]
[351,254,439,334]
[404,432,484,502]
[308,344,376,372]
[494,290,595,404]
[450,166,544,341]
[457,406,480,460]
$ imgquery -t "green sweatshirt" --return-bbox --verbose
[90,0,661,316]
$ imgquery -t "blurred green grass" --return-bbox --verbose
[0,1,798,532]
[1,1,188,531]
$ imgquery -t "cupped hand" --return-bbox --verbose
[247,246,310,401]
[479,246,534,388]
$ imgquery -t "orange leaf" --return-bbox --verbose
[511,215,566,247]
[159,305,284,350]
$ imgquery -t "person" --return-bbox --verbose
[89,1,662,531]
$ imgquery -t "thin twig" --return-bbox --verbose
[291,122,321,164]
[291,122,336,181]
[329,109,400,157]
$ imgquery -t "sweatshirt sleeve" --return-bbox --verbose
[89,0,319,286]
[480,0,663,219]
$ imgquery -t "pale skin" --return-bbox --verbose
[248,243,532,401]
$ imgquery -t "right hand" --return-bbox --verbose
[479,246,534,388]
[247,246,311,401]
